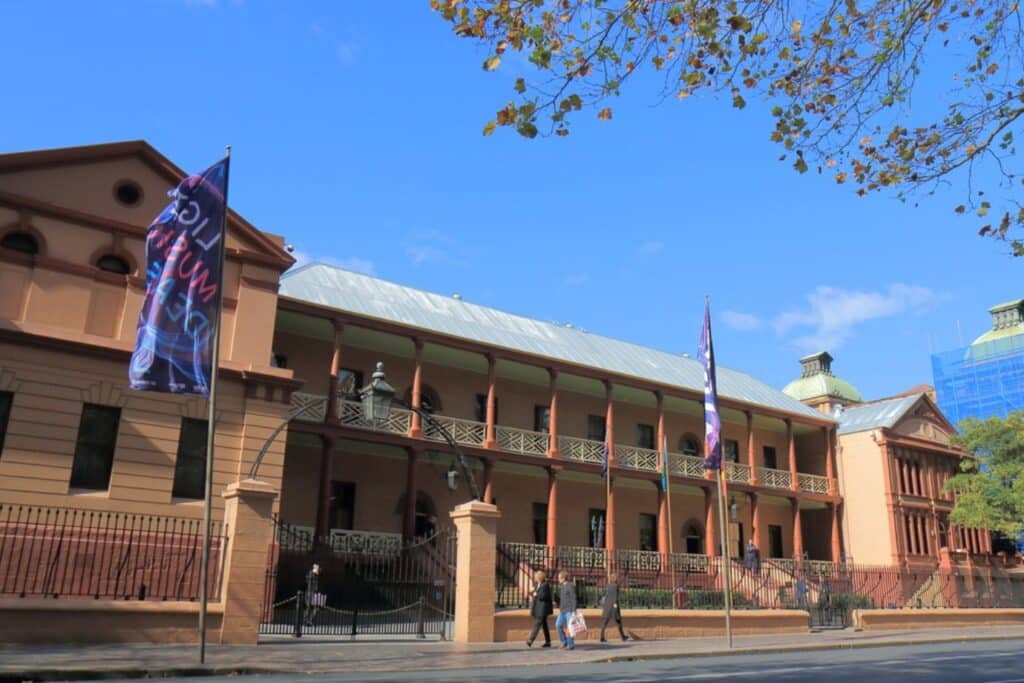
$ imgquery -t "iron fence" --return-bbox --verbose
[496,543,1024,617]
[0,503,226,601]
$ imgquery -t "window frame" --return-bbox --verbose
[171,418,209,500]
[636,423,655,449]
[586,415,606,442]
[0,391,12,458]
[639,512,658,552]
[763,445,778,470]
[532,502,548,545]
[533,404,550,433]
[69,404,122,491]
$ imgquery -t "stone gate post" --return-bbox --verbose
[450,500,501,643]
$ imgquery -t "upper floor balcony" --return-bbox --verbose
[288,392,833,496]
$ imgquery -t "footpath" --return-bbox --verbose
[2,625,1024,680]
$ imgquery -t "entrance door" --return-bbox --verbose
[768,525,784,559]
[735,523,745,559]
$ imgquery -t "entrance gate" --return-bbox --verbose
[260,520,456,639]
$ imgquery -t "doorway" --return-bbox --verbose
[768,525,784,558]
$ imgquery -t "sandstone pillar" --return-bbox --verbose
[450,500,501,643]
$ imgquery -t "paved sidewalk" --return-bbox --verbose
[2,626,1023,679]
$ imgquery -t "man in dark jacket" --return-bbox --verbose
[304,563,322,626]
[600,572,628,642]
[553,571,578,650]
[526,570,553,648]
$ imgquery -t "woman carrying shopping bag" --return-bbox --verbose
[553,571,578,650]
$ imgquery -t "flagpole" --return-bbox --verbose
[198,145,231,665]
[716,468,733,648]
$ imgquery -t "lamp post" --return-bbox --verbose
[360,362,481,502]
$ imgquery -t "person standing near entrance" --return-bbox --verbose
[745,539,761,576]
[304,563,323,627]
[553,571,577,650]
[526,570,553,648]
[599,572,628,642]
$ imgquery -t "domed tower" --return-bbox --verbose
[782,351,863,416]
[971,299,1024,355]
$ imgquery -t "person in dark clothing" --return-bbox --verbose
[599,572,628,642]
[304,563,322,626]
[526,570,553,648]
[744,539,761,576]
[553,571,577,650]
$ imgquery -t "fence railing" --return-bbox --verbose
[615,444,660,472]
[497,425,549,457]
[558,435,604,464]
[495,543,1024,613]
[797,473,830,494]
[0,503,226,601]
[757,467,793,490]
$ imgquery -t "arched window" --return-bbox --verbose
[684,521,704,555]
[96,254,131,275]
[1,232,39,255]
[679,433,702,457]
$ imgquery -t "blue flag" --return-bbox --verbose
[660,437,670,492]
[699,299,722,471]
[129,158,229,396]
[601,438,609,480]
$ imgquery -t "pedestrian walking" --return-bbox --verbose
[744,539,761,576]
[526,570,553,648]
[599,572,627,642]
[304,562,323,626]
[553,571,577,650]
[795,572,808,611]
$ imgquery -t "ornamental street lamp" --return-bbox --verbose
[359,362,481,502]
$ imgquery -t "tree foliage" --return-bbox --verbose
[431,0,1024,253]
[945,412,1024,538]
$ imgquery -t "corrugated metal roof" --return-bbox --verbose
[280,263,830,421]
[836,394,921,435]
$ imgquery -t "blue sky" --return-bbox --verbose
[2,1,1016,400]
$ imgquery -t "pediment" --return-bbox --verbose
[890,395,957,446]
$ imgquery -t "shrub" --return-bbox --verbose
[829,592,872,610]
[683,590,751,610]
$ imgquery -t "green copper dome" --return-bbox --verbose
[972,299,1024,346]
[782,351,863,404]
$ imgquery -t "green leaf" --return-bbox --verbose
[483,55,501,72]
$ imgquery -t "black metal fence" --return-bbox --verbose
[496,544,1024,619]
[0,503,226,601]
[260,519,456,639]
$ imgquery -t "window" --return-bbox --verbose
[684,523,703,554]
[113,180,143,207]
[405,384,442,413]
[639,513,658,552]
[588,509,607,548]
[533,405,550,433]
[271,353,288,369]
[768,525,784,558]
[532,502,548,545]
[586,415,606,442]
[69,404,121,491]
[763,445,778,470]
[330,482,356,530]
[680,433,701,457]
[96,254,130,275]
[636,424,655,449]
[0,391,12,458]
[724,439,740,463]
[171,418,208,500]
[1,232,38,255]
[337,368,363,399]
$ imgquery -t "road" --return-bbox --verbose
[124,639,1024,683]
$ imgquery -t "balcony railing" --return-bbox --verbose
[294,396,833,494]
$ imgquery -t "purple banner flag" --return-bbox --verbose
[129,158,229,396]
[699,299,722,470]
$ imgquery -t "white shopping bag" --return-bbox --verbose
[568,610,587,636]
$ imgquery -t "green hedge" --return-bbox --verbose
[684,590,752,610]
[829,592,872,610]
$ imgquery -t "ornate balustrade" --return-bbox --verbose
[615,444,659,472]
[292,396,835,498]
[327,529,402,555]
[556,545,609,570]
[278,523,315,551]
[725,461,752,484]
[671,452,705,478]
[798,473,830,495]
[757,467,793,490]
[496,425,549,456]
[558,435,604,464]
[614,548,663,572]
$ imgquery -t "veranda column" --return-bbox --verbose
[409,338,424,438]
[484,354,498,449]
[656,392,669,558]
[704,487,717,556]
[825,426,836,495]
[791,498,803,560]
[746,410,758,485]
[547,368,560,457]
[482,458,495,505]
[325,320,344,424]
[786,419,798,492]
[830,502,842,562]
[546,466,559,550]
[604,381,616,552]
[314,436,334,539]
[750,492,762,554]
[403,448,419,541]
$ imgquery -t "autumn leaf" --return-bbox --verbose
[483,55,501,71]
[483,120,496,136]
[597,107,613,120]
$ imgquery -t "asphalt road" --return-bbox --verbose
[129,639,1024,683]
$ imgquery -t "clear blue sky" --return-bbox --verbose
[2,1,1017,401]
